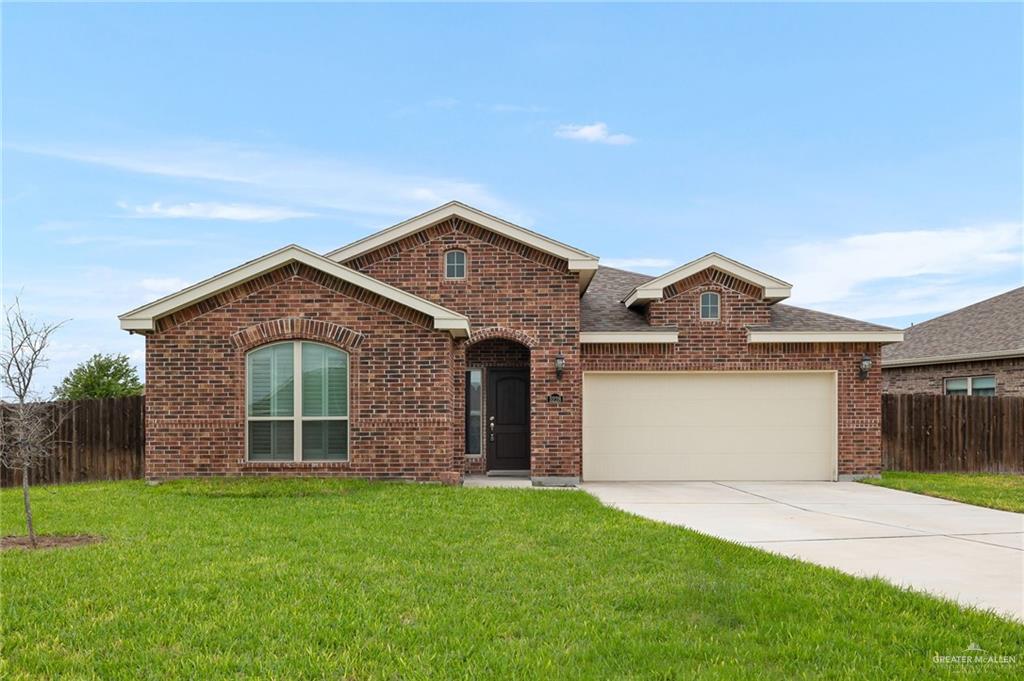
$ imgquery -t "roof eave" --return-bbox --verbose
[118,245,471,339]
[327,201,599,276]
[622,254,793,307]
[882,348,1024,368]
[747,331,905,344]
[580,330,679,344]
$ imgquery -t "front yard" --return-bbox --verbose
[2,479,1022,679]
[863,471,1024,513]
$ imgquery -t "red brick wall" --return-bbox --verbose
[343,217,581,479]
[583,273,884,477]
[144,230,884,482]
[145,265,456,482]
[883,358,1024,396]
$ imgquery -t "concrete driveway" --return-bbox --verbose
[582,481,1024,621]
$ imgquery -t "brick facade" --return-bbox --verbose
[145,265,456,482]
[883,357,1024,396]
[343,217,582,480]
[583,274,885,477]
[142,218,886,483]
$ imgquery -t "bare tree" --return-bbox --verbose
[0,298,68,547]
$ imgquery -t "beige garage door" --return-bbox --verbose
[582,372,836,481]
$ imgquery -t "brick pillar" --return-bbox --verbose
[448,339,467,484]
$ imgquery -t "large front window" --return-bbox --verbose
[247,342,349,461]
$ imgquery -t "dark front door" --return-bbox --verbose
[486,369,530,471]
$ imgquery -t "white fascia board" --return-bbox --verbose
[119,244,471,338]
[747,331,905,344]
[881,348,1024,368]
[623,286,665,307]
[326,201,599,271]
[580,331,679,344]
[433,317,471,338]
[624,253,792,306]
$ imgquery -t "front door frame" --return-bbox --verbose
[485,367,531,471]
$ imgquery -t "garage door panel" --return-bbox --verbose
[582,372,836,481]
[584,425,834,457]
[590,398,832,429]
[584,452,832,481]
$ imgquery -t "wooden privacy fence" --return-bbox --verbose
[1,396,145,487]
[882,393,1024,473]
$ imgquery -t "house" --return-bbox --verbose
[119,202,902,485]
[882,286,1024,396]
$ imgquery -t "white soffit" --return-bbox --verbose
[580,331,679,344]
[118,244,471,338]
[624,252,792,307]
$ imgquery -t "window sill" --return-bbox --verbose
[242,460,350,467]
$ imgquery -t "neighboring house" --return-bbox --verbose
[120,202,902,485]
[882,286,1024,397]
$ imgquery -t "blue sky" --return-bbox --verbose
[3,2,1022,393]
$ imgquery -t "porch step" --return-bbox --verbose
[485,470,530,478]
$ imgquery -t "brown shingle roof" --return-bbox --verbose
[748,304,897,333]
[882,286,1024,365]
[580,266,668,332]
[581,265,893,336]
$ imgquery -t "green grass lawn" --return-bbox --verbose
[2,480,1022,679]
[862,471,1024,513]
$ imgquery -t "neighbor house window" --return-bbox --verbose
[247,341,349,461]
[971,376,996,396]
[944,376,996,396]
[700,291,720,320]
[445,250,466,279]
[466,369,482,455]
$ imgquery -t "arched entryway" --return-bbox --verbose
[464,336,532,474]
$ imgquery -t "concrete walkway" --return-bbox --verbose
[582,481,1024,621]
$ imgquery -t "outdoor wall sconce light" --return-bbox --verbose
[858,354,872,380]
[554,352,565,379]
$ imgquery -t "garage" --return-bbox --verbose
[582,372,837,481]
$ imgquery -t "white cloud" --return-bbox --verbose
[119,201,315,222]
[140,277,190,295]
[555,122,635,146]
[13,140,511,219]
[602,257,675,271]
[774,222,1024,320]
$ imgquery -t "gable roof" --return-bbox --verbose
[623,252,792,307]
[582,265,901,344]
[882,286,1024,367]
[325,201,600,292]
[118,244,471,338]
